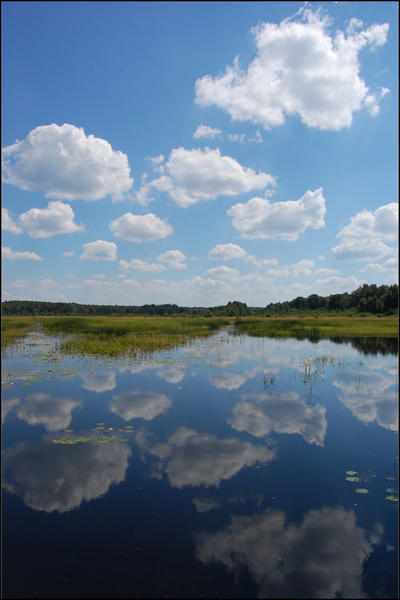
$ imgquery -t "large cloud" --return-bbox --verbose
[2,208,22,234]
[196,506,373,598]
[144,427,275,488]
[109,212,173,242]
[79,240,117,261]
[228,392,327,446]
[109,390,172,421]
[332,203,398,262]
[149,147,275,207]
[195,8,389,131]
[227,188,326,240]
[2,123,133,201]
[15,393,81,432]
[19,201,85,238]
[3,440,131,512]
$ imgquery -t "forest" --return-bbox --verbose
[1,284,398,317]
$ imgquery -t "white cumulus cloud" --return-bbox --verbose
[2,208,22,234]
[158,249,187,269]
[119,258,165,272]
[2,123,133,201]
[206,266,239,279]
[150,147,275,207]
[193,124,222,139]
[195,8,389,131]
[227,188,326,240]
[332,203,398,262]
[109,212,173,242]
[80,240,117,261]
[2,246,43,261]
[19,201,85,238]
[208,243,248,260]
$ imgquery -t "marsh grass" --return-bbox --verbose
[1,316,36,348]
[35,315,232,357]
[234,316,398,339]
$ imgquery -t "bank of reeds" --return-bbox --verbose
[234,315,398,339]
[35,315,231,357]
[1,316,36,347]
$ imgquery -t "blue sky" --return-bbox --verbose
[2,1,398,307]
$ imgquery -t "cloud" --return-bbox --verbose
[62,251,75,257]
[119,258,166,272]
[40,278,58,288]
[2,440,131,513]
[193,124,222,139]
[109,390,172,421]
[206,266,239,279]
[332,203,398,262]
[19,201,85,238]
[208,243,248,260]
[81,370,116,393]
[16,393,81,432]
[80,240,117,261]
[333,368,398,431]
[229,392,327,446]
[2,397,20,423]
[209,372,246,390]
[2,208,22,234]
[227,188,326,240]
[109,212,173,242]
[156,367,186,384]
[193,497,221,513]
[158,249,187,269]
[7,279,29,288]
[143,427,275,488]
[359,256,398,274]
[196,506,373,598]
[149,147,275,207]
[2,123,133,201]
[195,8,389,131]
[2,246,43,261]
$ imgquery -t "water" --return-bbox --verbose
[2,328,398,598]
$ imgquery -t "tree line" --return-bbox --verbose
[1,284,398,317]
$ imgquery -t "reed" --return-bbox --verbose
[1,316,36,348]
[234,315,398,339]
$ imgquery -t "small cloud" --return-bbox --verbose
[2,246,43,261]
[19,201,85,239]
[193,124,222,139]
[119,258,165,272]
[209,243,248,261]
[62,251,75,257]
[80,240,117,261]
[206,266,239,279]
[2,208,22,234]
[109,212,173,243]
[158,249,187,269]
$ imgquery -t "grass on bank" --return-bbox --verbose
[35,315,231,357]
[1,316,36,347]
[234,315,398,339]
[1,314,398,356]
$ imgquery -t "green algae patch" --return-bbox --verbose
[355,488,369,494]
[346,470,358,476]
[52,423,134,446]
[346,476,360,482]
[385,495,398,502]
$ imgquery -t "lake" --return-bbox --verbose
[2,327,398,598]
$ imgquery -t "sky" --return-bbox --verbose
[2,1,398,307]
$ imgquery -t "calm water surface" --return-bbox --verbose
[2,328,398,598]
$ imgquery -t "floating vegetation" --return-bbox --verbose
[385,476,397,481]
[355,488,369,494]
[346,470,359,476]
[52,423,134,445]
[386,488,397,494]
[385,495,399,502]
[345,476,360,482]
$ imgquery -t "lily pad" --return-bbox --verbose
[386,488,397,494]
[346,470,358,476]
[355,488,369,494]
[345,476,360,482]
[385,476,397,481]
[385,495,398,502]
